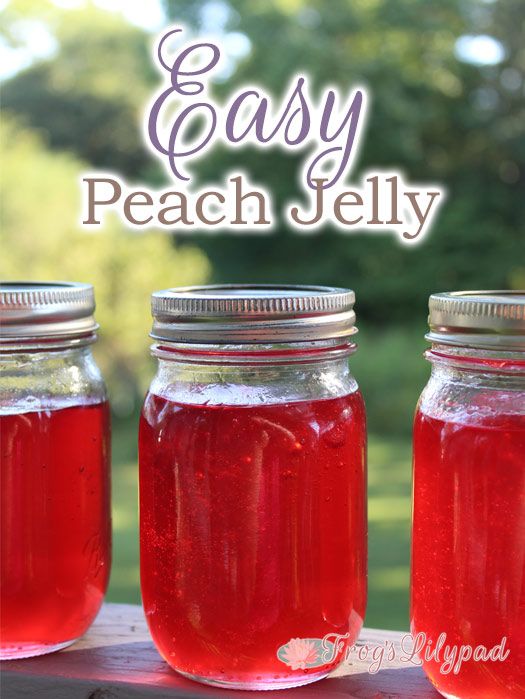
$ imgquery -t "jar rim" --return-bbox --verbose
[425,345,525,376]
[150,284,357,344]
[151,338,357,365]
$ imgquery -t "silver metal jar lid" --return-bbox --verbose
[151,284,357,344]
[0,281,98,343]
[427,290,525,350]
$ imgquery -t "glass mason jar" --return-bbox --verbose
[0,282,111,659]
[139,285,367,691]
[411,291,525,699]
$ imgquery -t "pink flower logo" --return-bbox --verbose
[279,638,319,670]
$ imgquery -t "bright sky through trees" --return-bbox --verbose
[0,0,507,81]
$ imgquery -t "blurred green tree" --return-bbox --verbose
[1,1,158,177]
[0,116,210,411]
[161,0,524,318]
[3,0,523,325]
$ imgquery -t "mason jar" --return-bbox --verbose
[139,285,367,690]
[0,282,111,659]
[411,291,525,698]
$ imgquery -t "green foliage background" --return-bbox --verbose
[1,0,523,630]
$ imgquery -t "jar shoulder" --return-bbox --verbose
[0,348,107,412]
[417,368,525,424]
[147,357,360,407]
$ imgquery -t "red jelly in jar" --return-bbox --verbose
[139,285,367,690]
[0,282,111,659]
[411,291,525,699]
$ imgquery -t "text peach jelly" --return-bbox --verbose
[139,285,367,690]
[411,291,525,699]
[0,282,111,659]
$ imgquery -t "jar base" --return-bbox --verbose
[0,638,77,660]
[176,668,331,691]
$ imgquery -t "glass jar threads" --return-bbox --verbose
[0,282,111,659]
[411,291,525,698]
[139,285,367,690]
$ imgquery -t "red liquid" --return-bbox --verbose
[0,402,111,658]
[139,392,366,689]
[412,409,525,698]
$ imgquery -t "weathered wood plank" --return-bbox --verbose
[2,604,440,699]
